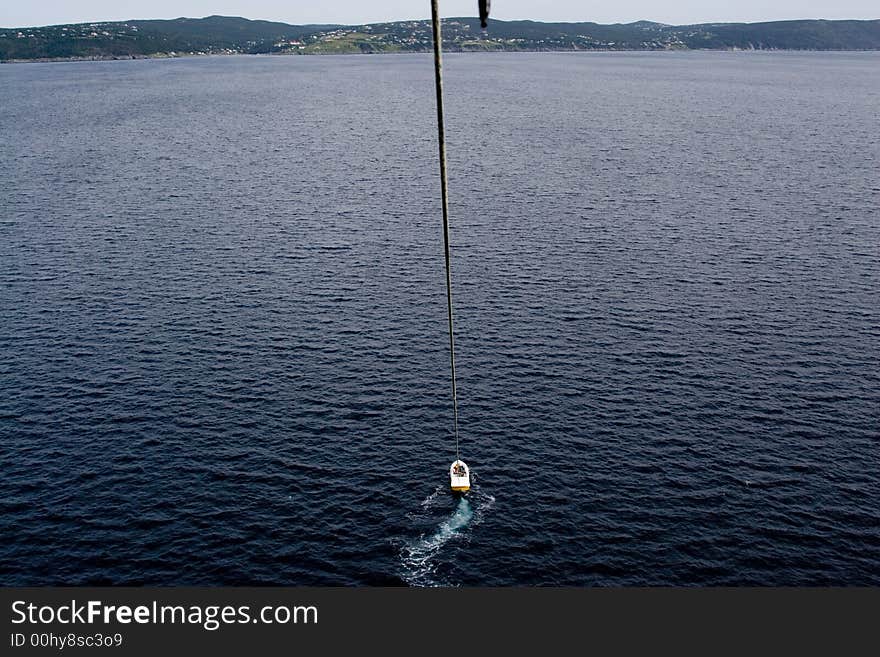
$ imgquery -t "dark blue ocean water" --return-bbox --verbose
[1,52,878,586]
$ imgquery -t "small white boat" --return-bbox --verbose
[449,460,470,493]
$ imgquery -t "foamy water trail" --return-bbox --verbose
[400,485,495,587]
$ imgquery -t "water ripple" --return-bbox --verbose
[0,52,878,585]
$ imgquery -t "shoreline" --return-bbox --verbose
[4,47,880,64]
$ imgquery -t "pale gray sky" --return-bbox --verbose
[2,1,879,29]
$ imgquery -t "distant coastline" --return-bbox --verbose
[2,15,880,62]
[5,49,880,66]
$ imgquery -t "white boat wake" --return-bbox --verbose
[399,484,494,587]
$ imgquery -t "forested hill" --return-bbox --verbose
[3,15,880,61]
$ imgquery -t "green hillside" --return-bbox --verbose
[2,15,880,61]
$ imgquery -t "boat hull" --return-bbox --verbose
[449,459,470,493]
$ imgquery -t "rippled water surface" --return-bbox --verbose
[1,52,878,585]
